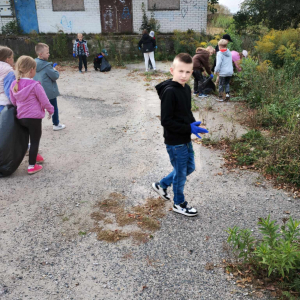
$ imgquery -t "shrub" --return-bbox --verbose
[53,32,70,59]
[227,216,300,295]
[1,19,22,36]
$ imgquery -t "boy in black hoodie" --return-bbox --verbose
[152,53,208,217]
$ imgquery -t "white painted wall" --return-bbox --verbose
[34,0,207,34]
[132,0,207,33]
[35,0,101,33]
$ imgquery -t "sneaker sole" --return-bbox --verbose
[53,127,66,131]
[172,207,198,217]
[28,169,43,175]
[151,183,170,201]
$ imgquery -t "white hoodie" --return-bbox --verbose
[0,61,14,106]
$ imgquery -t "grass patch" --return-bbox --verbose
[93,227,129,243]
[137,216,161,231]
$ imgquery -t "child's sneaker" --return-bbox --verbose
[28,164,43,175]
[36,154,44,163]
[85,69,88,72]
[225,93,230,101]
[198,94,208,98]
[216,96,224,102]
[53,123,66,131]
[173,201,198,217]
[152,182,170,201]
[193,91,199,96]
[79,70,82,73]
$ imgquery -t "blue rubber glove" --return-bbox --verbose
[139,47,141,50]
[98,55,103,59]
[190,121,209,139]
[73,53,76,58]
[53,63,57,68]
[210,74,214,79]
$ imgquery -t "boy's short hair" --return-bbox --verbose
[218,39,228,47]
[172,53,193,68]
[77,33,83,36]
[35,43,49,55]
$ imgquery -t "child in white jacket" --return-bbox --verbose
[0,46,15,112]
[214,39,233,102]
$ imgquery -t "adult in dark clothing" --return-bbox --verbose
[211,34,233,73]
[138,29,157,71]
[192,46,215,97]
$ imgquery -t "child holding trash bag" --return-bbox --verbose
[94,49,110,71]
[0,46,15,113]
[10,56,54,175]
[192,46,215,98]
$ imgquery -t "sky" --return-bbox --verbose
[218,0,244,13]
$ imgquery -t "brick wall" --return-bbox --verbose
[35,0,101,33]
[0,16,14,34]
[132,0,207,33]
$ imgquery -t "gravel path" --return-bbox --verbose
[1,62,299,300]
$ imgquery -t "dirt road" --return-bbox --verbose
[1,62,298,300]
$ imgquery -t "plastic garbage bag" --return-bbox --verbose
[199,77,216,94]
[0,105,29,177]
[100,57,111,72]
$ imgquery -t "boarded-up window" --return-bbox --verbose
[148,0,180,10]
[52,0,85,11]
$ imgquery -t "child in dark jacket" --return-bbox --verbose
[94,49,108,71]
[73,33,89,73]
[152,53,208,217]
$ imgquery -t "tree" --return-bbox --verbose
[234,0,300,31]
[208,0,219,14]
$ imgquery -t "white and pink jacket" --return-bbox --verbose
[0,61,15,106]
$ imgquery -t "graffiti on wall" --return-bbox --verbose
[121,7,131,19]
[60,15,73,32]
[181,0,206,18]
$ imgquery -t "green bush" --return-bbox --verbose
[227,216,300,294]
[53,32,70,59]
[1,19,22,35]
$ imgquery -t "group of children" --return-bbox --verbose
[192,34,248,102]
[0,43,65,175]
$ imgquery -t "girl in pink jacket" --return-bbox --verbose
[10,56,54,175]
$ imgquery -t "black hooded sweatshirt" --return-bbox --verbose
[156,79,196,145]
[138,34,156,53]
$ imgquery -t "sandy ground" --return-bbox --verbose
[1,62,299,300]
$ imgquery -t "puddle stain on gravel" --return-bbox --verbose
[90,192,166,243]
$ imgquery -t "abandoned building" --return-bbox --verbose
[0,0,207,34]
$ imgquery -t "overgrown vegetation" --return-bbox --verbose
[1,19,22,35]
[140,2,160,33]
[226,216,300,298]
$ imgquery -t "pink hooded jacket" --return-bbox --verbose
[9,79,54,119]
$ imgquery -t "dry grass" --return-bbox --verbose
[137,216,161,231]
[93,227,129,243]
[90,195,166,244]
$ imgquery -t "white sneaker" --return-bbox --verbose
[225,94,230,101]
[152,182,170,201]
[53,123,66,131]
[173,201,198,217]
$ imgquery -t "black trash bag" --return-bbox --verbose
[100,57,111,72]
[0,105,29,177]
[199,77,216,95]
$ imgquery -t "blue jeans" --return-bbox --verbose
[0,105,5,113]
[49,98,59,126]
[160,142,195,205]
